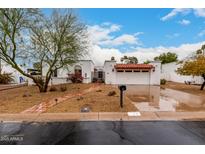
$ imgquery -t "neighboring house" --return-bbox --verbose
[41,59,161,85]
[0,62,27,84]
[161,62,203,84]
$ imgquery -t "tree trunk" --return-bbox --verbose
[31,70,52,93]
[33,77,49,93]
[200,74,205,90]
[38,85,46,93]
[35,83,49,93]
[34,81,46,93]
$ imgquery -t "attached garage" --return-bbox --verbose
[115,71,150,85]
[114,64,153,85]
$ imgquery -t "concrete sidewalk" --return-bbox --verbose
[0,112,205,122]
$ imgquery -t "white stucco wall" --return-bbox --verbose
[150,61,161,85]
[104,60,117,84]
[41,60,94,85]
[1,62,27,84]
[161,62,203,84]
[104,60,161,85]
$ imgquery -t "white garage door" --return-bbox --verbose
[116,72,150,85]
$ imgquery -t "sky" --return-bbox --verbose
[43,8,205,65]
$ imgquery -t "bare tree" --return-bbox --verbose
[0,9,88,92]
[0,8,40,79]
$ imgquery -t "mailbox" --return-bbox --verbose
[118,85,127,108]
[118,85,126,91]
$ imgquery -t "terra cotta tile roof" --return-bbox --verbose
[114,64,154,69]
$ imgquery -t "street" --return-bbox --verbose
[0,121,205,145]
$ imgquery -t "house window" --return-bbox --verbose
[142,70,149,72]
[98,71,103,79]
[134,70,140,72]
[117,70,124,72]
[85,73,87,78]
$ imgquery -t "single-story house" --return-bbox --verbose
[41,59,161,85]
[161,62,203,84]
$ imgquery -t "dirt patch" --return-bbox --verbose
[161,81,205,97]
[0,83,92,113]
[47,85,137,113]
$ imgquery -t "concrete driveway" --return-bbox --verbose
[0,121,205,145]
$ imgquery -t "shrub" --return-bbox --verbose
[49,86,57,92]
[68,74,83,83]
[93,78,104,83]
[92,77,98,83]
[0,73,14,84]
[97,79,104,83]
[160,79,167,85]
[22,93,32,97]
[96,89,102,92]
[77,96,84,101]
[108,90,116,96]
[100,79,105,83]
[60,85,67,92]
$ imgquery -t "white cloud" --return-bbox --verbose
[165,33,180,39]
[86,22,204,66]
[161,8,205,22]
[88,23,142,47]
[86,41,205,66]
[87,23,121,45]
[194,8,205,17]
[161,8,191,21]
[99,34,140,46]
[134,32,144,36]
[178,19,191,25]
[198,29,205,37]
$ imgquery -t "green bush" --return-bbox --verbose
[0,73,14,84]
[160,79,167,85]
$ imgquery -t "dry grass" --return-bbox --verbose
[0,83,92,113]
[47,85,137,113]
[161,81,205,97]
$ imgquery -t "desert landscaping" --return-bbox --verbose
[0,83,136,113]
[161,81,205,97]
[1,81,205,114]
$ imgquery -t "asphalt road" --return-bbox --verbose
[0,121,205,145]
